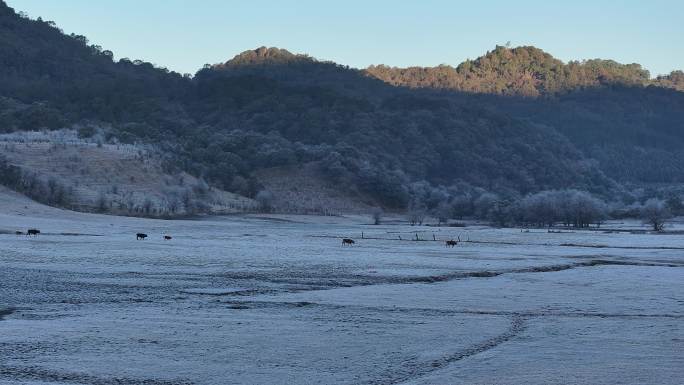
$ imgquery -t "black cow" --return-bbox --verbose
[342,238,355,246]
[136,233,148,240]
[27,229,40,237]
[163,235,172,240]
[445,239,457,248]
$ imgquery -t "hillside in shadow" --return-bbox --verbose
[1,1,683,215]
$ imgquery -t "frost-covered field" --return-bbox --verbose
[1,194,682,384]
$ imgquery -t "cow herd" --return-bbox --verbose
[16,228,461,248]
[15,228,40,236]
[136,233,173,240]
[342,236,461,248]
[16,229,173,241]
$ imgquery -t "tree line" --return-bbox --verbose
[393,187,676,231]
[0,155,73,206]
[366,45,683,97]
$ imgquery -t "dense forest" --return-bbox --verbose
[1,1,683,220]
[366,45,662,96]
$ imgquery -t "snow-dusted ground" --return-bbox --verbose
[1,194,682,384]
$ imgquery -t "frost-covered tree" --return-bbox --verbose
[256,190,274,213]
[565,190,607,228]
[641,198,672,232]
[96,192,108,213]
[433,201,452,226]
[474,193,498,219]
[142,198,153,215]
[371,207,383,225]
[407,202,426,226]
[516,189,606,228]
[450,193,473,219]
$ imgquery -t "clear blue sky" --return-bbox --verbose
[7,0,683,77]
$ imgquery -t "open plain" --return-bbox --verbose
[1,190,682,385]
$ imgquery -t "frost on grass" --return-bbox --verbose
[0,196,682,384]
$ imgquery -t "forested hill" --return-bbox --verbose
[366,45,684,96]
[1,0,684,214]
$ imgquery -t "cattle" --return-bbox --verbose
[445,234,462,248]
[136,233,148,240]
[164,235,172,240]
[27,229,40,237]
[342,238,355,246]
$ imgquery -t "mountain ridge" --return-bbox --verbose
[1,0,684,218]
[217,46,316,67]
[210,44,683,97]
[364,45,681,96]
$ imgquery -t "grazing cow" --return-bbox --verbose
[27,229,40,237]
[445,239,457,248]
[136,233,148,240]
[342,238,355,246]
[164,235,172,240]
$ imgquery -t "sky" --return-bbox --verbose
[7,0,684,77]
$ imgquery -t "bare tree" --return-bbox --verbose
[256,190,274,213]
[167,196,180,214]
[124,193,135,213]
[193,179,210,197]
[181,188,193,211]
[142,198,153,215]
[641,198,672,232]
[96,192,108,213]
[407,208,426,226]
[433,202,451,226]
[371,207,383,225]
[474,193,498,219]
